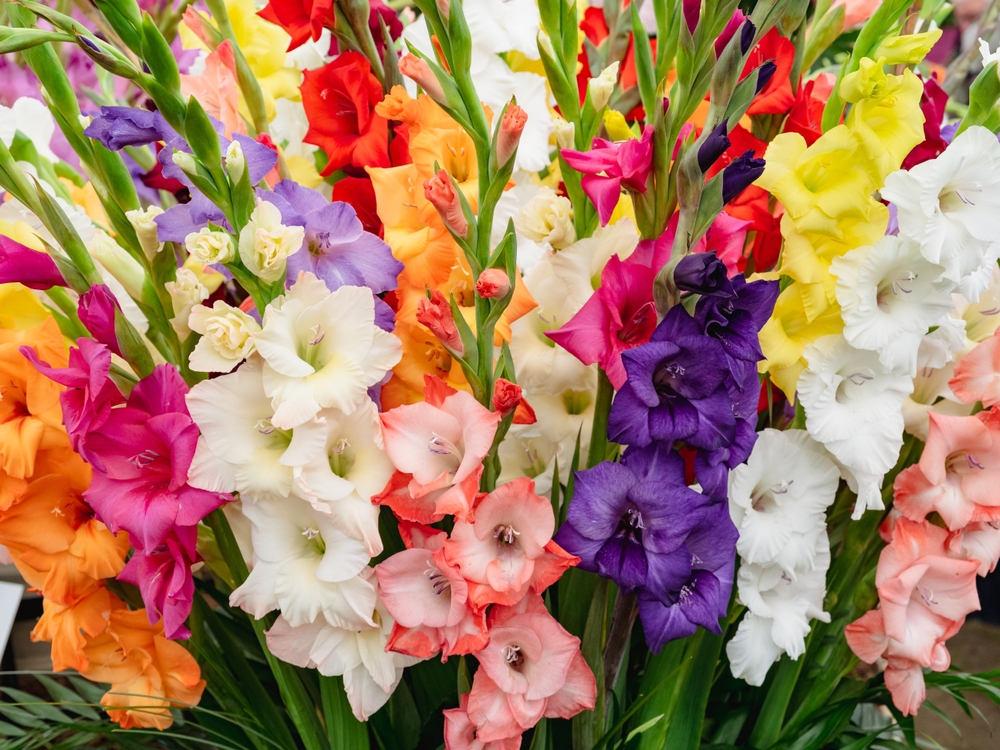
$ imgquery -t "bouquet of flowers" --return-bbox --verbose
[2,0,1000,746]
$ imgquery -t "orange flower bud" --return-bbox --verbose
[423,169,469,238]
[492,378,522,415]
[416,289,464,355]
[475,268,510,299]
[497,104,528,166]
[398,55,446,104]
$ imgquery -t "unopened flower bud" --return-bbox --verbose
[683,0,700,34]
[697,119,731,173]
[188,299,261,372]
[416,289,464,355]
[588,62,619,110]
[514,187,575,249]
[492,378,522,415]
[86,230,145,300]
[171,149,197,174]
[185,227,236,265]
[496,104,528,167]
[476,268,511,299]
[436,0,449,21]
[740,19,757,55]
[398,55,446,104]
[225,140,245,184]
[722,150,766,204]
[125,205,165,260]
[554,119,576,150]
[755,61,776,94]
[424,169,469,238]
[238,198,305,283]
[165,267,209,339]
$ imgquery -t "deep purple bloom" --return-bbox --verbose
[0,236,66,290]
[674,251,734,298]
[636,500,737,652]
[554,443,711,599]
[608,305,736,450]
[262,179,403,295]
[118,525,198,640]
[78,285,123,357]
[84,106,176,151]
[694,363,761,500]
[697,120,731,173]
[695,275,779,370]
[755,61,777,94]
[740,19,757,55]
[722,150,766,204]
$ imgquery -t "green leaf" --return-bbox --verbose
[320,676,369,750]
[33,676,100,720]
[629,3,657,121]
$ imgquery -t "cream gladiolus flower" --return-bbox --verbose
[165,268,209,339]
[185,227,236,265]
[188,301,261,372]
[238,198,305,283]
[514,187,576,250]
[126,205,165,260]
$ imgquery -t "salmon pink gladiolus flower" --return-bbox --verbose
[444,477,578,608]
[466,594,596,742]
[894,410,1000,530]
[376,523,488,661]
[444,694,521,750]
[950,327,1000,408]
[376,376,501,523]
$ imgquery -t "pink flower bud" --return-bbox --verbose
[398,55,446,104]
[496,104,527,166]
[436,0,449,21]
[475,268,510,299]
[492,378,522,416]
[416,289,464,356]
[423,169,469,238]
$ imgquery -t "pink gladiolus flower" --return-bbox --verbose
[21,339,125,469]
[475,268,511,299]
[628,211,751,276]
[496,105,528,167]
[418,289,465,355]
[829,0,881,28]
[950,327,1000,408]
[846,517,980,716]
[894,410,1000,530]
[377,522,488,661]
[561,126,653,226]
[444,695,522,750]
[81,364,230,552]
[443,478,578,609]
[424,169,469,237]
[546,255,657,389]
[0,235,66,290]
[465,594,596,742]
[948,521,1000,577]
[118,525,198,639]
[78,285,123,358]
[376,376,500,523]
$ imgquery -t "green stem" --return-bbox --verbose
[206,510,330,750]
[748,653,808,748]
[586,368,615,468]
[319,675,370,750]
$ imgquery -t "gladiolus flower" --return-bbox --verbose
[399,55,447,104]
[496,105,528,167]
[424,169,470,238]
[492,379,522,416]
[0,236,66,290]
[417,289,465,355]
[476,269,511,299]
[561,126,653,226]
[77,285,123,358]
[951,327,1000,407]
[444,694,521,750]
[257,0,335,51]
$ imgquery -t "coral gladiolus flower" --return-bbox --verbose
[950,327,1000,408]
[377,376,500,523]
[258,0,335,50]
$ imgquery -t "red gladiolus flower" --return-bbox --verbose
[741,29,795,115]
[257,0,335,51]
[784,75,836,146]
[333,176,383,237]
[301,51,390,176]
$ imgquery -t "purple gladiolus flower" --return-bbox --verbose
[674,251,734,298]
[0,236,66,289]
[697,120,731,173]
[740,19,756,55]
[722,150,766,204]
[608,304,736,450]
[695,275,779,371]
[636,500,737,652]
[78,285,123,358]
[154,191,231,243]
[755,61,777,94]
[262,180,403,296]
[84,106,177,151]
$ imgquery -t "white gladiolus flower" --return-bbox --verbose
[188,300,261,373]
[265,570,422,721]
[238,198,305,283]
[225,140,245,184]
[293,402,394,557]
[902,319,974,440]
[254,274,401,429]
[186,355,330,500]
[0,97,57,162]
[185,227,236,265]
[514,187,576,250]
[86,229,146,301]
[798,335,913,518]
[881,126,1000,299]
[588,62,619,110]
[165,268,209,339]
[831,235,953,376]
[126,205,165,260]
[230,495,375,630]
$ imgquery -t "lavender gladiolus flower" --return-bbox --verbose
[722,151,766,204]
[262,180,403,296]
[84,107,176,151]
[608,305,736,450]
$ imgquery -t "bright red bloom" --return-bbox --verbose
[784,74,836,146]
[332,176,383,236]
[257,0,335,51]
[742,29,795,115]
[301,51,390,176]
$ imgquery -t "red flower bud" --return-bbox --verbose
[416,289,464,355]
[492,378,522,415]
[398,55,446,104]
[423,169,469,238]
[475,268,511,299]
[496,104,528,166]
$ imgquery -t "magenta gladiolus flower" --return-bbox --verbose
[561,126,654,226]
[0,236,66,290]
[82,364,229,552]
[546,255,657,389]
[78,285,123,357]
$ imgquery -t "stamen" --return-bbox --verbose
[846,372,874,386]
[665,362,686,377]
[494,525,520,545]
[502,644,522,666]
[334,438,350,455]
[980,307,1000,316]
[423,562,451,595]
[301,527,320,540]
[309,324,325,346]
[428,432,460,457]
[968,454,985,470]
[626,507,644,530]
[255,418,276,435]
[771,479,794,495]
[51,506,64,517]
[128,449,159,469]
[891,272,917,295]
[918,586,938,606]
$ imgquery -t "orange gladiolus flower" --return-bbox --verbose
[81,609,206,730]
[33,587,125,672]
